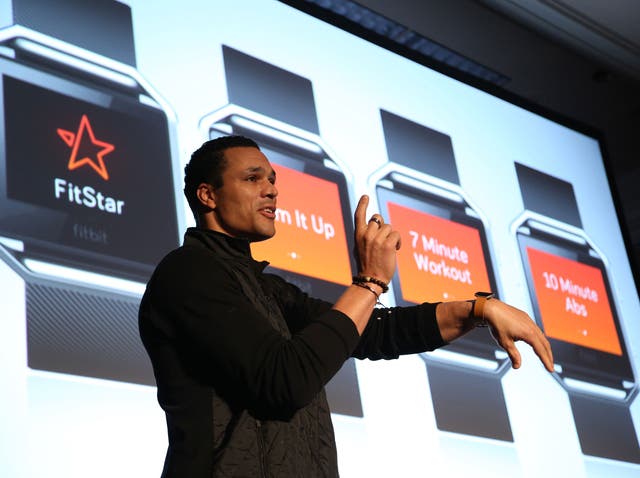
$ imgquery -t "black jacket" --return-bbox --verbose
[139,228,445,477]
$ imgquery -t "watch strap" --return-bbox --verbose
[380,109,460,184]
[26,277,154,386]
[222,45,319,133]
[473,294,492,321]
[6,0,136,66]
[425,358,513,441]
[569,392,640,463]
[514,162,582,228]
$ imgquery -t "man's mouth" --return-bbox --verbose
[260,207,276,219]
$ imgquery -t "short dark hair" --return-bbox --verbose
[183,135,260,218]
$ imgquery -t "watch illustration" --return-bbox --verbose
[372,109,513,441]
[199,45,363,417]
[512,162,639,463]
[0,0,184,384]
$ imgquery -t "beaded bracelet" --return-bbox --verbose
[352,275,389,293]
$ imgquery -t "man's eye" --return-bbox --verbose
[246,176,257,182]
[269,177,276,185]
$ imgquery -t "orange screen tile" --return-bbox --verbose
[387,202,491,303]
[251,164,351,286]
[526,247,621,355]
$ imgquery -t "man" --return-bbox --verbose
[139,135,553,477]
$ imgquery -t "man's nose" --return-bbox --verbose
[264,182,278,199]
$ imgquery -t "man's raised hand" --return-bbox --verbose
[353,195,401,285]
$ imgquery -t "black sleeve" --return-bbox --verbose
[260,272,333,334]
[139,248,360,419]
[352,302,446,360]
[262,273,446,361]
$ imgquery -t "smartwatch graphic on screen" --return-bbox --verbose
[372,109,514,441]
[513,162,639,463]
[0,0,183,384]
[199,45,363,417]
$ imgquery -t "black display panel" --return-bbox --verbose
[0,58,179,281]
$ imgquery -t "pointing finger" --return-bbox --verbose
[354,195,369,235]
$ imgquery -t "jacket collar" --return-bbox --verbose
[183,227,269,272]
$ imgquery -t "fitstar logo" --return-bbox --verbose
[57,114,115,180]
[53,115,126,215]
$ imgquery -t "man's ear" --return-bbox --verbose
[195,183,216,210]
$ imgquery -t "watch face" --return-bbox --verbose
[0,58,179,281]
[209,129,356,302]
[250,159,352,286]
[387,200,491,303]
[517,229,633,382]
[377,181,499,356]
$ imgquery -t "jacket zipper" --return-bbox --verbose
[256,419,268,478]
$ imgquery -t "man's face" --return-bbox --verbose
[208,146,278,242]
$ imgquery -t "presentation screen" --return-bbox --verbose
[0,1,638,477]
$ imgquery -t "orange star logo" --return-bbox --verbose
[57,114,115,181]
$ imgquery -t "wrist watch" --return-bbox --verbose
[371,109,514,441]
[473,291,495,327]
[0,0,184,385]
[512,162,639,463]
[199,45,363,417]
